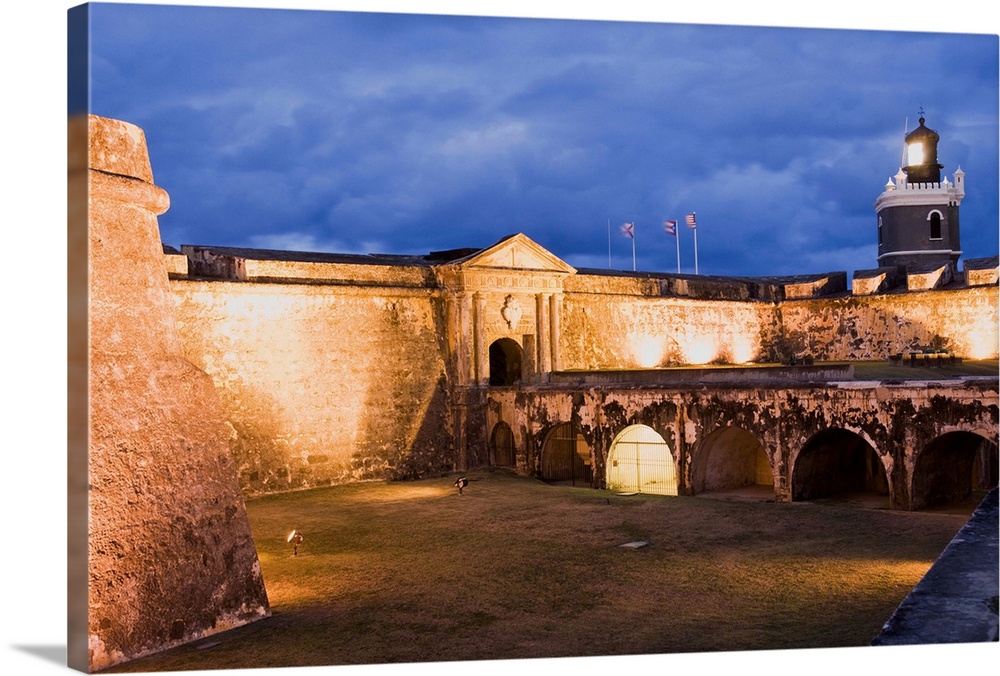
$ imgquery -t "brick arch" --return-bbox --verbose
[910,431,998,510]
[791,427,889,505]
[690,425,772,495]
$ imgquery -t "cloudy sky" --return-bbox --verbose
[81,2,998,278]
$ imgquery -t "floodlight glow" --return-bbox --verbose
[629,333,666,368]
[907,142,924,166]
[729,335,757,364]
[682,339,717,365]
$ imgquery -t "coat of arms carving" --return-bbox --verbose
[500,295,522,331]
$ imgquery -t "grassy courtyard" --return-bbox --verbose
[103,470,975,672]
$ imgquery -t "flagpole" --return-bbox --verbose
[693,225,699,275]
[674,220,681,273]
[686,212,699,275]
[631,224,636,272]
[607,218,611,268]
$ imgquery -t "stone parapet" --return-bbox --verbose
[852,266,906,295]
[872,488,998,645]
[906,262,954,291]
[965,256,999,287]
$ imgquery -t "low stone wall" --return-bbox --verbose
[872,488,999,645]
[550,363,854,385]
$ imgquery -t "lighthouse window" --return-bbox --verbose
[878,217,883,246]
[929,212,942,240]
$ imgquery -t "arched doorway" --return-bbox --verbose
[606,424,678,496]
[691,426,772,496]
[489,338,523,386]
[540,422,592,486]
[791,428,888,506]
[491,421,516,468]
[911,432,998,510]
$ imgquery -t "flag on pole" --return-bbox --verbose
[685,213,697,229]
[664,219,677,236]
[621,222,634,239]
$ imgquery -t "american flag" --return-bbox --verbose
[621,222,634,239]
[664,219,677,236]
[685,213,697,229]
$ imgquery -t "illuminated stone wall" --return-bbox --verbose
[170,279,454,496]
[557,273,997,368]
[78,115,269,672]
[167,256,996,498]
[778,286,999,360]
[560,284,777,368]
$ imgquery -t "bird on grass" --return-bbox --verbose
[454,477,469,495]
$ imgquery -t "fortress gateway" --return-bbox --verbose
[72,114,998,671]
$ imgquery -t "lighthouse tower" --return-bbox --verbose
[874,115,964,273]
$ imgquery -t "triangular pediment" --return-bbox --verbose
[449,233,576,275]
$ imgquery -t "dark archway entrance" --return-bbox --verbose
[540,422,592,486]
[911,432,999,510]
[691,426,771,496]
[491,421,516,468]
[791,428,888,506]
[489,338,523,386]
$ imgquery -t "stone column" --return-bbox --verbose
[75,115,269,672]
[473,291,487,385]
[535,293,551,382]
[549,293,562,373]
[455,292,473,386]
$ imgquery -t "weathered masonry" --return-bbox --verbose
[165,231,998,505]
[485,376,998,511]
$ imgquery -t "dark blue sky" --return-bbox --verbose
[84,2,998,278]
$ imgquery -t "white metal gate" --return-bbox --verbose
[606,424,678,496]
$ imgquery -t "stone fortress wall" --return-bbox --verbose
[165,243,998,497]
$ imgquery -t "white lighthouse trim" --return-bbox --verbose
[875,170,965,209]
[877,248,962,261]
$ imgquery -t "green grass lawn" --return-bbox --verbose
[103,471,974,672]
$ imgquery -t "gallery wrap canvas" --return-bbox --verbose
[54,1,999,675]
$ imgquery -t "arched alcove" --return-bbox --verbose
[791,428,888,506]
[539,422,592,486]
[606,424,678,496]
[911,432,998,510]
[489,338,523,386]
[491,421,516,468]
[691,426,771,495]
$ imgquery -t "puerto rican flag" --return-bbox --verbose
[664,219,677,236]
[685,213,697,229]
[621,222,635,239]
